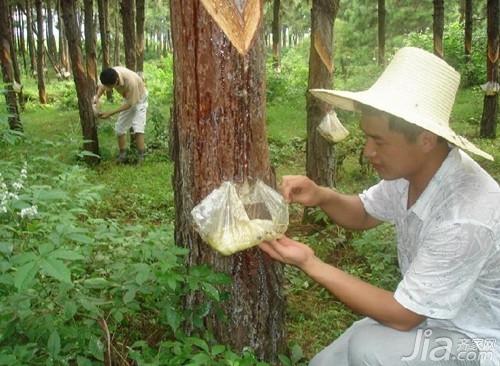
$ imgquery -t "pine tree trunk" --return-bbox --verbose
[35,0,47,103]
[8,6,22,87]
[170,0,286,362]
[464,0,473,59]
[113,6,120,65]
[135,0,145,74]
[305,0,339,207]
[61,0,100,163]
[480,0,499,138]
[0,0,22,131]
[120,0,136,70]
[58,0,70,73]
[25,0,36,74]
[84,0,97,85]
[97,0,112,100]
[17,6,28,74]
[272,0,281,72]
[433,0,444,58]
[47,0,58,64]
[377,0,385,65]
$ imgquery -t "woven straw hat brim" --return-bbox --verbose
[309,89,493,161]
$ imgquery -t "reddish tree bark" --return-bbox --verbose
[170,0,286,361]
[84,0,97,85]
[61,0,100,163]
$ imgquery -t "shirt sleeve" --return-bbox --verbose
[394,221,494,319]
[358,180,399,223]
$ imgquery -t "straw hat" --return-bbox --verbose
[310,47,493,160]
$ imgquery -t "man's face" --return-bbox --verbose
[360,113,424,181]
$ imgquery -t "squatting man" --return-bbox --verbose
[93,66,148,164]
[259,47,500,366]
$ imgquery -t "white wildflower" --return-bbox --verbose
[8,193,18,200]
[12,182,23,191]
[19,205,38,219]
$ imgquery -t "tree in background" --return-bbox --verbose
[305,0,339,214]
[35,0,47,103]
[170,0,286,361]
[272,0,281,72]
[61,0,100,163]
[480,0,499,138]
[57,0,70,73]
[136,0,145,75]
[433,0,444,57]
[464,0,473,60]
[25,0,36,74]
[377,0,385,65]
[121,0,136,70]
[47,0,58,64]
[84,0,97,83]
[0,0,22,131]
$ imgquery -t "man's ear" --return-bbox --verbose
[418,131,439,153]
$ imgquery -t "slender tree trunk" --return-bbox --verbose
[84,0,97,85]
[25,0,36,74]
[272,0,281,72]
[306,0,339,188]
[8,6,22,88]
[120,0,136,70]
[480,0,499,138]
[47,0,58,64]
[170,0,286,362]
[17,6,28,74]
[135,0,145,75]
[98,0,112,99]
[377,0,385,65]
[61,0,100,163]
[433,0,444,58]
[113,7,120,65]
[35,0,47,103]
[0,0,22,131]
[57,0,70,73]
[465,0,473,59]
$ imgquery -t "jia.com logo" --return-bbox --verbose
[401,329,496,362]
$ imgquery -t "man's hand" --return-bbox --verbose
[281,175,323,206]
[98,111,112,119]
[259,236,316,270]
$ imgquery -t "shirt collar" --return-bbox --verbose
[409,147,461,219]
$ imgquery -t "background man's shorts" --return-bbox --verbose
[115,92,148,135]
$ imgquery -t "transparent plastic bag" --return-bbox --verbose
[317,110,349,143]
[191,180,289,256]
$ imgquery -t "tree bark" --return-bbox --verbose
[84,0,97,86]
[464,0,473,59]
[61,0,100,163]
[305,0,339,205]
[8,6,22,88]
[97,0,112,100]
[272,0,281,72]
[57,0,70,73]
[0,0,22,131]
[35,0,47,103]
[480,0,499,138]
[120,0,136,70]
[47,0,58,64]
[113,5,120,66]
[170,0,286,362]
[135,0,145,74]
[25,0,36,74]
[433,0,444,58]
[377,0,385,66]
[17,5,28,74]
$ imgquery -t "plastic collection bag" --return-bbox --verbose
[191,180,289,256]
[317,110,349,143]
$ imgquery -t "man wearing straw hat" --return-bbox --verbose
[260,47,500,366]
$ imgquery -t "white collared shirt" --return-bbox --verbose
[359,148,500,365]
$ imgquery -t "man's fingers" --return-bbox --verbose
[259,241,285,262]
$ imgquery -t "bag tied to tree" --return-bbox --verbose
[191,180,289,256]
[317,110,349,143]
